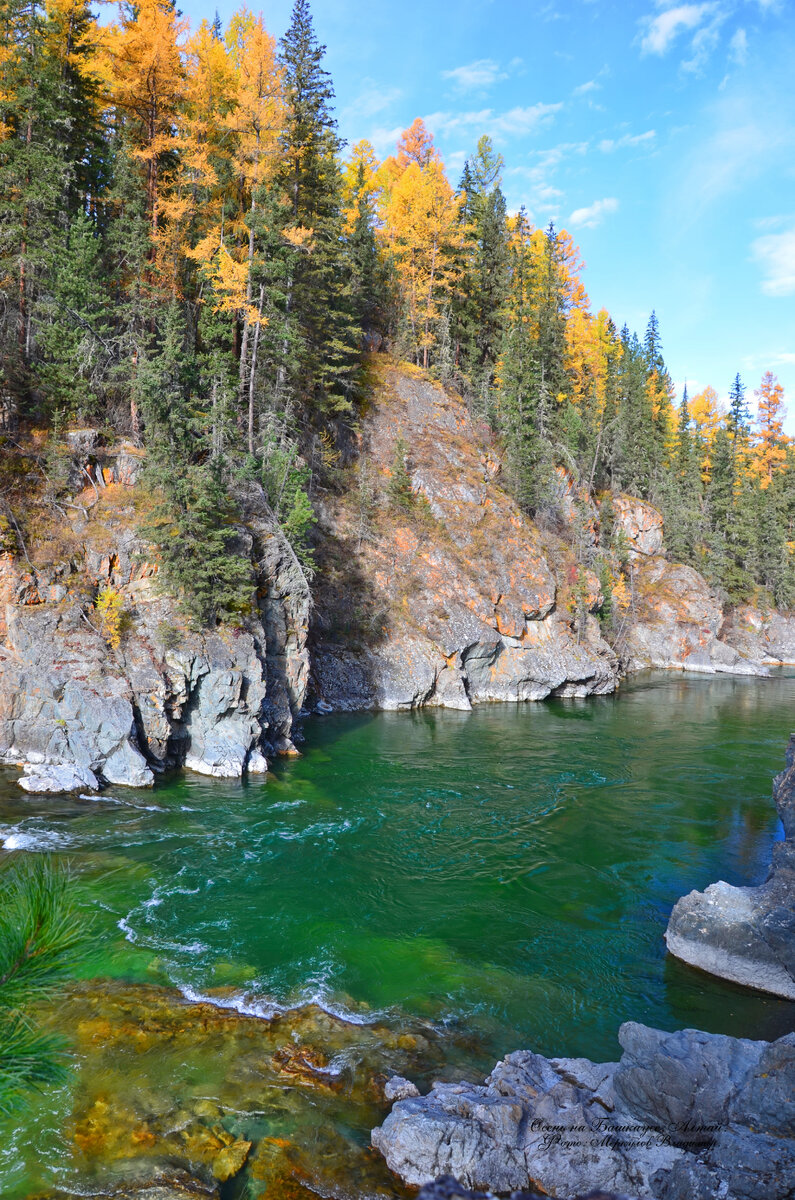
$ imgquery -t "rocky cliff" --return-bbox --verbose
[309,359,775,711]
[310,361,620,711]
[0,459,309,792]
[1,356,791,792]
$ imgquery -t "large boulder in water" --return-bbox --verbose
[372,1023,795,1199]
[665,733,795,1000]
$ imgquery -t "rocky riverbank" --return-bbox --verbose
[665,732,795,1000]
[0,472,309,792]
[1,358,793,792]
[372,1021,795,1200]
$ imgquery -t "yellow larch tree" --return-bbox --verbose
[162,18,238,286]
[753,370,788,487]
[97,0,186,235]
[689,385,723,480]
[379,135,461,369]
[342,138,379,234]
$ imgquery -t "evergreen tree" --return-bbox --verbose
[727,372,751,458]
[278,0,359,415]
[136,304,253,624]
[0,857,85,1114]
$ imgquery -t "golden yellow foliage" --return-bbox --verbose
[95,586,124,650]
[753,371,788,488]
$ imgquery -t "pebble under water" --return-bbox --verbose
[1,671,795,1197]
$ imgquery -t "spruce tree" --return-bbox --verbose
[136,304,253,625]
[278,0,359,415]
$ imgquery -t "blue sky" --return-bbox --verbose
[183,0,795,428]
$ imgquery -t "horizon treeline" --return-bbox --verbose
[0,0,793,621]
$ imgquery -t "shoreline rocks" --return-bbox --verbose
[372,1023,795,1200]
[665,733,795,1000]
[0,482,309,792]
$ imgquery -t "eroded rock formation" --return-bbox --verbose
[665,733,795,1000]
[311,363,620,710]
[0,476,309,791]
[372,1022,795,1200]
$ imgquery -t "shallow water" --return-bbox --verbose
[2,671,795,1195]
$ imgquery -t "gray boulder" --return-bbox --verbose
[373,1023,795,1200]
[372,1039,684,1197]
[18,762,100,793]
[613,1024,764,1144]
[665,734,795,999]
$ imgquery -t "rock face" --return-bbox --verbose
[611,494,664,560]
[665,734,795,1000]
[622,557,766,677]
[721,603,795,665]
[372,1022,795,1200]
[0,479,309,790]
[311,361,619,710]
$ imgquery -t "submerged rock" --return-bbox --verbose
[28,977,456,1200]
[372,1022,795,1200]
[665,733,795,1000]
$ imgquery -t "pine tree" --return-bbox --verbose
[0,856,85,1115]
[727,372,750,464]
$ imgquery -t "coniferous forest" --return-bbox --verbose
[1,0,794,625]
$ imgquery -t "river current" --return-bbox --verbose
[2,671,795,1195]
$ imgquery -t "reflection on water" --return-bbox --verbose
[1,671,794,1196]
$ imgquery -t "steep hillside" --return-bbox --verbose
[1,356,794,793]
[309,358,786,711]
[0,458,309,792]
[311,360,619,709]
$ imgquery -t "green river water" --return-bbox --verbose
[1,671,795,1197]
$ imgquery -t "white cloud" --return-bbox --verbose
[640,4,716,56]
[341,82,402,123]
[366,125,405,157]
[752,227,795,296]
[599,129,656,153]
[728,27,748,65]
[424,102,562,140]
[568,197,619,228]
[573,79,600,95]
[442,59,508,92]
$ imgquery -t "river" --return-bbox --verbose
[1,671,794,1197]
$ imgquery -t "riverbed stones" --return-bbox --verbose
[372,1022,795,1200]
[665,733,795,1000]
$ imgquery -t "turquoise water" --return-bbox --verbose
[1,670,793,1069]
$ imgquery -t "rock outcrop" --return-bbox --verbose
[372,1022,795,1200]
[416,1175,632,1200]
[665,733,795,1000]
[622,556,766,677]
[611,494,664,560]
[0,474,310,790]
[311,362,620,710]
[721,604,795,665]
